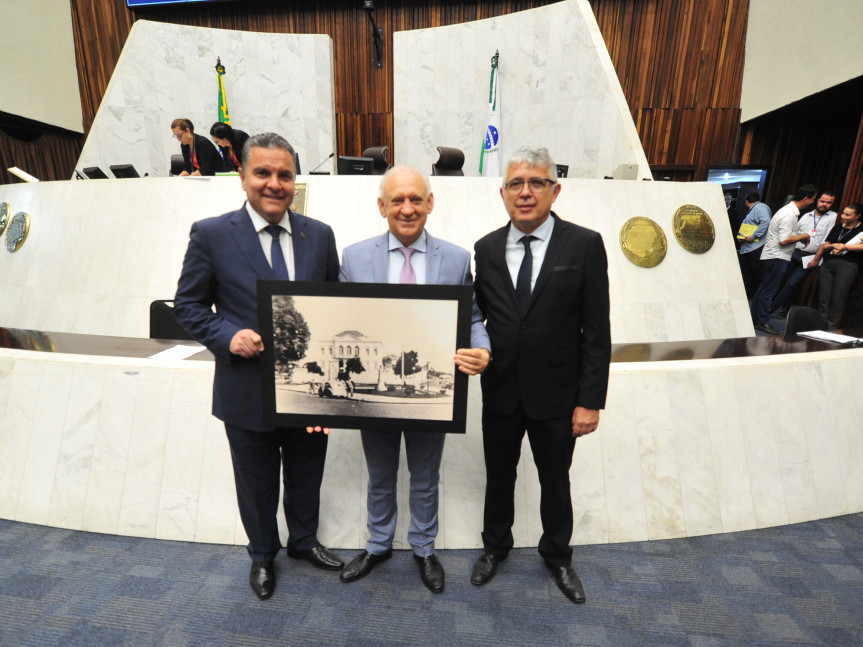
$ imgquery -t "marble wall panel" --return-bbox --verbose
[600,372,649,543]
[792,361,848,520]
[666,370,722,537]
[47,363,103,531]
[16,363,71,527]
[3,348,863,549]
[820,358,863,510]
[571,432,608,546]
[155,370,211,541]
[80,367,138,535]
[117,368,174,539]
[702,367,758,533]
[0,175,751,344]
[0,358,42,520]
[393,0,650,178]
[75,21,336,179]
[733,366,789,529]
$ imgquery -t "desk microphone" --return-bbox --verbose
[309,153,335,174]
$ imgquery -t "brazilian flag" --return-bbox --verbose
[216,57,231,125]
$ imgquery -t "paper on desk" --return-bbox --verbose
[149,344,205,360]
[796,330,861,344]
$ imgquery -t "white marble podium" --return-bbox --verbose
[2,176,862,551]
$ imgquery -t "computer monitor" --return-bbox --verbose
[110,164,141,179]
[82,166,109,179]
[337,156,374,175]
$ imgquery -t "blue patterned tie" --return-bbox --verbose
[266,225,290,280]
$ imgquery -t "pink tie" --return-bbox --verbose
[399,247,416,284]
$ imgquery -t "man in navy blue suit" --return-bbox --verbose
[174,132,343,600]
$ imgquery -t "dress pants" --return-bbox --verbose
[773,250,811,310]
[738,246,765,299]
[225,424,328,562]
[361,429,445,557]
[818,258,859,329]
[751,258,789,325]
[480,403,577,567]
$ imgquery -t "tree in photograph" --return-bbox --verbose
[393,350,421,382]
[344,356,366,378]
[304,361,325,376]
[272,295,310,381]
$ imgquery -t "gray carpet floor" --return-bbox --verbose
[2,514,862,646]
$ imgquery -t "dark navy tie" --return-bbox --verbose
[516,235,535,312]
[265,225,290,280]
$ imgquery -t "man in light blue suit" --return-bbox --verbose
[337,166,491,593]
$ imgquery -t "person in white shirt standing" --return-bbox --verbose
[770,191,837,319]
[750,184,817,334]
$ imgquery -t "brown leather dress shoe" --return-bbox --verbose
[548,564,586,604]
[340,549,393,583]
[470,552,501,586]
[250,560,275,600]
[414,554,445,593]
[287,544,344,571]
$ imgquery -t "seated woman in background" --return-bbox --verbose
[810,203,863,329]
[171,118,227,176]
[210,122,249,172]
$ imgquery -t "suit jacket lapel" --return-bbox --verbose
[229,208,272,279]
[489,224,521,312]
[529,213,567,307]
[289,211,310,280]
[425,231,442,284]
[372,233,389,283]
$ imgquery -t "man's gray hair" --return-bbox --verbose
[240,132,296,167]
[379,165,432,200]
[504,147,558,184]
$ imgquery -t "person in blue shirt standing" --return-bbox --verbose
[737,192,772,299]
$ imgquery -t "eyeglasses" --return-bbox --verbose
[503,177,556,194]
[173,131,187,141]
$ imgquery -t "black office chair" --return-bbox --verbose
[169,155,184,176]
[361,146,392,175]
[783,306,827,339]
[431,147,465,176]
[149,300,195,341]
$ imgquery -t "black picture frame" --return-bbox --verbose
[257,280,473,433]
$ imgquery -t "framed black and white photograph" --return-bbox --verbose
[257,280,473,433]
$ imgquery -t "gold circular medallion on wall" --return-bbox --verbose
[619,216,667,268]
[672,204,715,253]
[5,211,30,252]
[0,202,10,236]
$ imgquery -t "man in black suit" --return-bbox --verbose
[470,147,611,604]
[174,132,343,600]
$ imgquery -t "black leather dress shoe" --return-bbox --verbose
[754,322,780,335]
[414,554,444,593]
[548,564,586,604]
[340,549,393,583]
[470,552,501,586]
[287,544,344,571]
[250,560,275,600]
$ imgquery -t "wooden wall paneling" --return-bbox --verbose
[843,115,863,203]
[589,0,749,177]
[0,130,84,184]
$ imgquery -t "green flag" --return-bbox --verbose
[216,57,231,125]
